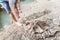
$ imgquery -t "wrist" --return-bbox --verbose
[17,8,20,10]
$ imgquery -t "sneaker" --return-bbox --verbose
[15,22,22,26]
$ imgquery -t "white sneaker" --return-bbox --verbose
[15,22,22,26]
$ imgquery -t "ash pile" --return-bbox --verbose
[21,17,60,40]
[0,11,60,40]
[0,0,60,40]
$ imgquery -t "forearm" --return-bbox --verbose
[16,0,20,10]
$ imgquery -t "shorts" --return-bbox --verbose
[8,0,16,4]
[0,1,16,14]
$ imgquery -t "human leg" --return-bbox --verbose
[16,0,22,15]
[7,0,22,26]
[9,12,17,23]
[8,0,20,20]
[0,1,17,23]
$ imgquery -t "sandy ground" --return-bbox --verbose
[20,0,60,18]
